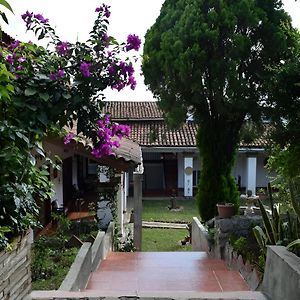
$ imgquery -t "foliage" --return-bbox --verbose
[0,3,139,250]
[114,229,135,252]
[253,199,300,258]
[31,236,79,290]
[142,0,299,221]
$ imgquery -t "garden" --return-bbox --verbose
[142,198,196,251]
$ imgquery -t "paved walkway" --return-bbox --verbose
[142,221,188,229]
[85,252,250,294]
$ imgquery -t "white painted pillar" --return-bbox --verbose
[184,156,193,197]
[124,172,128,211]
[116,173,124,236]
[247,156,257,195]
[72,155,78,188]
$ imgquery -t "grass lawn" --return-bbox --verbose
[142,228,192,252]
[142,198,198,223]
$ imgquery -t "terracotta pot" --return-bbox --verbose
[216,203,235,218]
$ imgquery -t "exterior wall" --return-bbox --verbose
[143,149,270,196]
[43,141,74,207]
[233,154,247,188]
[0,230,33,300]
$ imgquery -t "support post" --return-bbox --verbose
[246,156,257,195]
[133,173,143,251]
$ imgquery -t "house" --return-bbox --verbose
[105,101,271,197]
[37,132,142,236]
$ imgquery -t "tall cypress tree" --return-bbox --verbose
[142,0,299,221]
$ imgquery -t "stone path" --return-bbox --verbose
[142,221,188,229]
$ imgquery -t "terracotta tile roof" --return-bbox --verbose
[105,101,267,148]
[104,101,163,120]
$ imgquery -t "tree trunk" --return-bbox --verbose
[196,119,241,221]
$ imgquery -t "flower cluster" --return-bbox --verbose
[64,132,76,145]
[95,4,111,18]
[49,69,65,80]
[108,61,136,90]
[56,42,69,56]
[91,115,131,158]
[80,62,91,77]
[125,34,141,52]
[21,11,49,27]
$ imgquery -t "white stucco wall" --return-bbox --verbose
[43,141,74,207]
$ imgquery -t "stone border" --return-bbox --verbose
[30,290,268,299]
[261,246,300,300]
[59,222,114,291]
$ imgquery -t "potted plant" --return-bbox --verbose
[216,203,235,218]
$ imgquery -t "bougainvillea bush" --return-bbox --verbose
[0,3,139,249]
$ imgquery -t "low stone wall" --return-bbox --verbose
[212,216,262,259]
[0,229,33,300]
[262,246,300,300]
[191,217,262,290]
[59,222,114,291]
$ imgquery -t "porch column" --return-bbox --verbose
[246,156,257,195]
[133,172,143,251]
[72,155,78,187]
[184,156,193,197]
[116,173,124,236]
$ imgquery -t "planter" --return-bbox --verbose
[216,203,235,218]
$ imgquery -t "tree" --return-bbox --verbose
[0,4,139,249]
[142,0,299,221]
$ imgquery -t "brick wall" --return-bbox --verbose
[0,230,33,300]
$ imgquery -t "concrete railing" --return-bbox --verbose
[191,217,210,252]
[261,246,300,300]
[59,222,114,291]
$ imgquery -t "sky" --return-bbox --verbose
[2,0,300,102]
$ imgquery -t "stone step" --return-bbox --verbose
[30,290,269,300]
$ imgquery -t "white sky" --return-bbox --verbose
[2,0,300,102]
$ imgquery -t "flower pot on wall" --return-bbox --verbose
[216,203,235,218]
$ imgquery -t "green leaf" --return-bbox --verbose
[287,239,300,250]
[25,88,37,96]
[29,154,36,166]
[0,0,14,13]
[258,199,275,244]
[1,12,8,24]
[39,93,49,101]
[62,93,71,99]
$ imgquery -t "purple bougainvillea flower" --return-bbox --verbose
[125,34,141,51]
[34,13,49,23]
[80,62,91,77]
[108,65,115,76]
[17,57,26,63]
[56,42,69,55]
[9,40,20,50]
[6,55,14,65]
[128,76,137,90]
[16,65,23,71]
[95,4,111,18]
[49,69,65,80]
[21,11,33,23]
[64,132,76,145]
